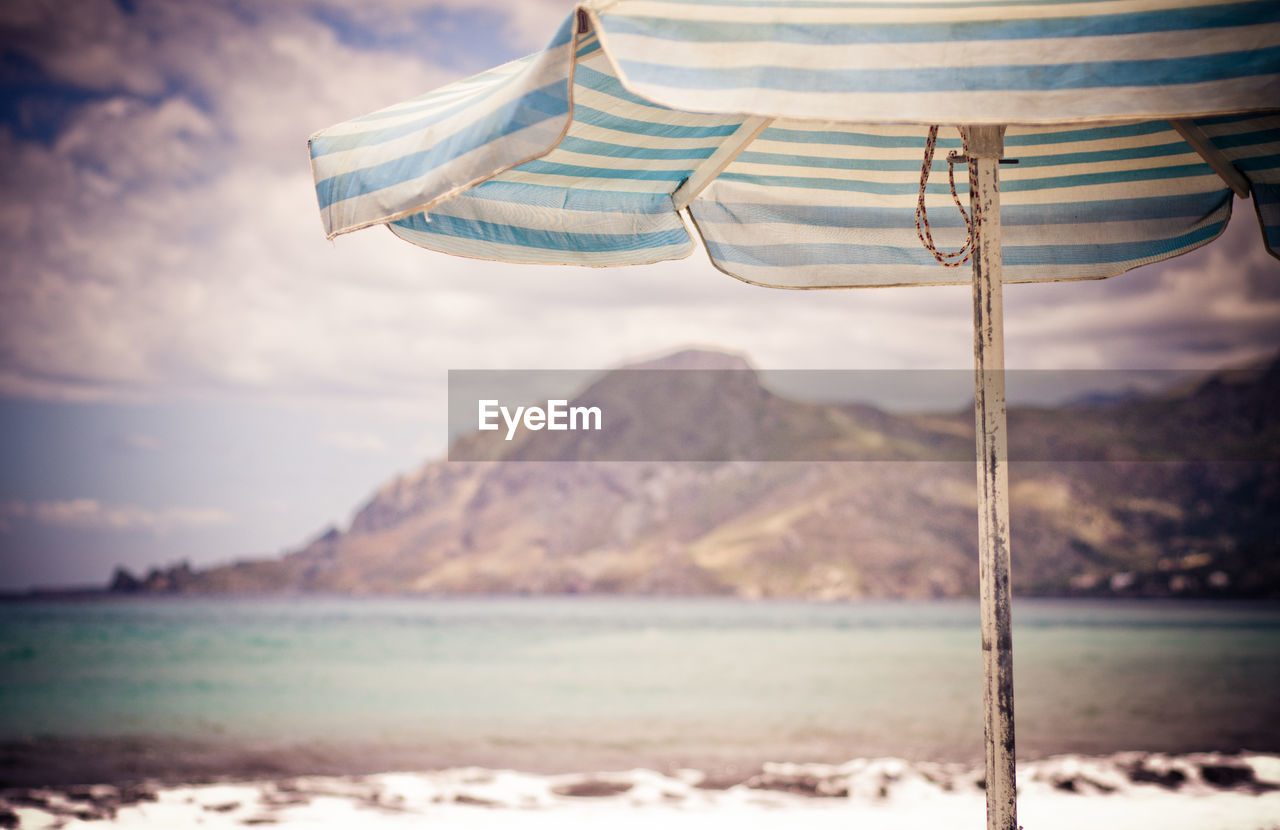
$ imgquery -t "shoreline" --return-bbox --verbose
[7,591,1280,603]
[9,733,1280,791]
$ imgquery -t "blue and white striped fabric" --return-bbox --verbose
[309,0,1280,288]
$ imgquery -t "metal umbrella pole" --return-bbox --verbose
[967,124,1017,830]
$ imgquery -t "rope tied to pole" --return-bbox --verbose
[915,126,980,267]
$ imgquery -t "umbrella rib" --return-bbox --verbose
[671,116,773,211]
[1169,120,1251,199]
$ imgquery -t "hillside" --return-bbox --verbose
[111,351,1280,599]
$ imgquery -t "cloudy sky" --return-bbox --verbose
[1,0,1278,590]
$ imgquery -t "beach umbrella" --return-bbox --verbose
[308,2,1280,827]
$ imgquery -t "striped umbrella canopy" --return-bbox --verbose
[308,3,1279,829]
[311,1,1278,283]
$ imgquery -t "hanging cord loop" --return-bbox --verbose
[915,126,980,267]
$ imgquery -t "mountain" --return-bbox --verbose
[111,350,1280,599]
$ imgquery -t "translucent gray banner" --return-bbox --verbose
[447,366,1279,462]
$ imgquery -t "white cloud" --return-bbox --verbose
[321,430,390,453]
[283,0,581,54]
[1003,212,1280,370]
[121,433,164,452]
[1,499,234,533]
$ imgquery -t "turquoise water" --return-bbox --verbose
[1,597,1278,782]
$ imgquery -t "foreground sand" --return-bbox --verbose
[7,752,1280,830]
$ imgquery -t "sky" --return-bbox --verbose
[1,0,1278,591]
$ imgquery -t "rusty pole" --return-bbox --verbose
[965,124,1017,830]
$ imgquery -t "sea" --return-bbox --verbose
[2,596,1280,828]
